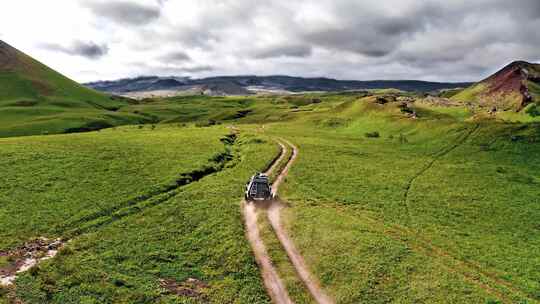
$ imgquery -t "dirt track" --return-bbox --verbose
[244,202,294,304]
[243,140,334,304]
[243,142,293,304]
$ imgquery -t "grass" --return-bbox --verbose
[452,83,487,103]
[1,92,539,303]
[1,126,281,303]
[451,83,525,110]
[0,125,232,250]
[438,88,463,98]
[0,43,146,137]
[528,81,540,102]
[263,101,540,302]
[9,131,279,303]
[414,102,473,121]
[496,110,540,123]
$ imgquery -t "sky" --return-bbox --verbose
[1,0,539,83]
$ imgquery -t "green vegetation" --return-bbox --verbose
[264,101,539,303]
[1,124,281,303]
[1,90,539,303]
[415,103,473,121]
[367,88,405,95]
[526,104,540,117]
[497,109,540,123]
[0,42,148,137]
[452,83,487,103]
[0,125,237,250]
[528,81,540,103]
[438,88,463,98]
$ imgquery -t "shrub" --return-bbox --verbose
[65,121,113,134]
[398,102,414,114]
[195,119,218,128]
[399,133,409,144]
[322,118,349,128]
[365,131,380,138]
[526,104,540,117]
[29,265,40,276]
[59,246,74,256]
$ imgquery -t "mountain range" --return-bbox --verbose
[1,39,539,138]
[85,75,473,97]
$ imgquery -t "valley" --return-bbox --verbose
[0,40,539,304]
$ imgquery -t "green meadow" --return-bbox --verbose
[1,93,539,303]
[265,99,540,303]
[1,123,281,303]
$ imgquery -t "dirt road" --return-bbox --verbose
[243,202,294,304]
[243,140,334,304]
[243,142,293,304]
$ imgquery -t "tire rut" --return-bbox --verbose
[401,124,480,223]
[243,142,293,304]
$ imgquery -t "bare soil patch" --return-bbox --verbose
[159,277,209,301]
[0,237,64,286]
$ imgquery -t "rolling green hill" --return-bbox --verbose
[0,40,148,137]
[1,44,539,304]
[1,92,538,303]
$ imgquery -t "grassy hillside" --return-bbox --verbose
[452,61,540,114]
[0,125,231,250]
[1,92,539,303]
[264,99,540,303]
[0,41,149,137]
[0,124,279,303]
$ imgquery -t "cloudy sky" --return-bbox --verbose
[1,0,539,83]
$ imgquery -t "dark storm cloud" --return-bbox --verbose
[41,41,109,59]
[295,2,444,58]
[34,0,540,82]
[161,1,264,49]
[490,0,540,19]
[172,28,219,48]
[179,65,214,73]
[385,0,540,79]
[82,0,161,25]
[159,51,191,62]
[254,44,312,59]
[134,62,214,75]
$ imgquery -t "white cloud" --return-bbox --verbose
[0,0,538,82]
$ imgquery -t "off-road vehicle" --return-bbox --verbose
[245,173,274,201]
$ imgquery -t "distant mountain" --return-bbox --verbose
[85,75,471,96]
[452,61,540,111]
[0,40,146,137]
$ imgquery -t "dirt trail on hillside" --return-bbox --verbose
[243,139,334,304]
[243,202,294,304]
[243,142,293,304]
